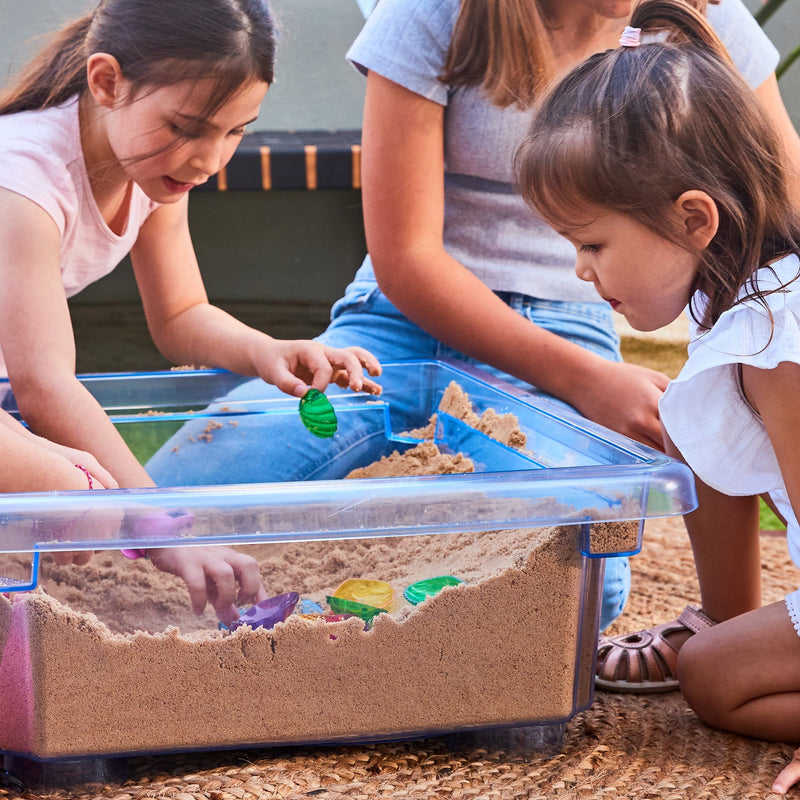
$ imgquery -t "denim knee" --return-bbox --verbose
[599,555,631,632]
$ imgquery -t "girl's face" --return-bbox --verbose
[557,210,700,332]
[102,77,268,203]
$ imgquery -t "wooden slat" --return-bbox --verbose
[304,145,318,190]
[260,146,272,190]
[351,144,361,189]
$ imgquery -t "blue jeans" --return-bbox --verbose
[147,262,630,630]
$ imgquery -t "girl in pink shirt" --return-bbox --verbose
[0,0,381,623]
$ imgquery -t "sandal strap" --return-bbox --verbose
[598,624,680,684]
[677,605,717,634]
[595,605,716,692]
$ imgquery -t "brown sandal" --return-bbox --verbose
[595,605,716,693]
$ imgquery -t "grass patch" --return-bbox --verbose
[116,419,184,465]
[760,500,787,531]
[620,338,688,380]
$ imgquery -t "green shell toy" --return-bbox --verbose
[299,388,338,438]
[403,576,464,605]
[326,595,386,623]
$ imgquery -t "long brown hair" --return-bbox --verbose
[442,0,710,108]
[515,0,800,330]
[0,0,276,118]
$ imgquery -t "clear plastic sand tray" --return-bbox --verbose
[0,360,696,776]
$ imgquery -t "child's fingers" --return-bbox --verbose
[176,559,209,616]
[228,552,267,606]
[360,377,383,395]
[273,373,309,398]
[270,348,334,397]
[343,346,382,377]
[52,550,94,566]
[331,368,383,396]
[301,351,337,393]
[70,550,94,566]
[773,748,800,794]
[260,342,381,396]
[85,462,118,490]
[150,546,266,624]
[322,347,383,393]
[202,558,238,619]
[217,602,241,627]
[202,550,265,621]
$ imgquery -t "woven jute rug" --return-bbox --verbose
[2,517,797,800]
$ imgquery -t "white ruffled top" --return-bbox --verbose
[660,253,800,569]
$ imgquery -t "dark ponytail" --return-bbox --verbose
[630,0,733,67]
[0,14,94,115]
[0,0,277,117]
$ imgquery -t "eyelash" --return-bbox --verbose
[169,122,198,139]
[579,244,601,253]
[168,123,249,139]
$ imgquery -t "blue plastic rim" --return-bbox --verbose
[0,551,40,593]
[0,361,697,571]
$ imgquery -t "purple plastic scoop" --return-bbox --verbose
[229,592,299,631]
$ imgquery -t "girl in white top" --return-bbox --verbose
[516,0,800,793]
[0,0,381,624]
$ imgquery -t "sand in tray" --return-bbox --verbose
[0,382,633,756]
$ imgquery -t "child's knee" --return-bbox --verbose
[677,632,727,725]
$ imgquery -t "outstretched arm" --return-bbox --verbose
[130,198,382,398]
[0,189,151,488]
[0,191,268,614]
[0,408,117,492]
[360,72,668,447]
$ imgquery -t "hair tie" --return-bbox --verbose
[620,26,642,47]
[74,464,94,489]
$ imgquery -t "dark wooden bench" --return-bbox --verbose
[196,130,363,192]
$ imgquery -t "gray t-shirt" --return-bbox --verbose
[347,0,779,303]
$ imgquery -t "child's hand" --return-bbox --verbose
[52,550,95,566]
[47,469,124,566]
[148,545,268,625]
[43,441,118,490]
[254,341,382,398]
[49,508,125,566]
[774,747,800,795]
[49,504,126,566]
[577,360,669,451]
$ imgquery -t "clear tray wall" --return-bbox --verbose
[0,361,696,760]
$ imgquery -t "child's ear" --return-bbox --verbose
[673,190,719,249]
[85,53,127,109]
